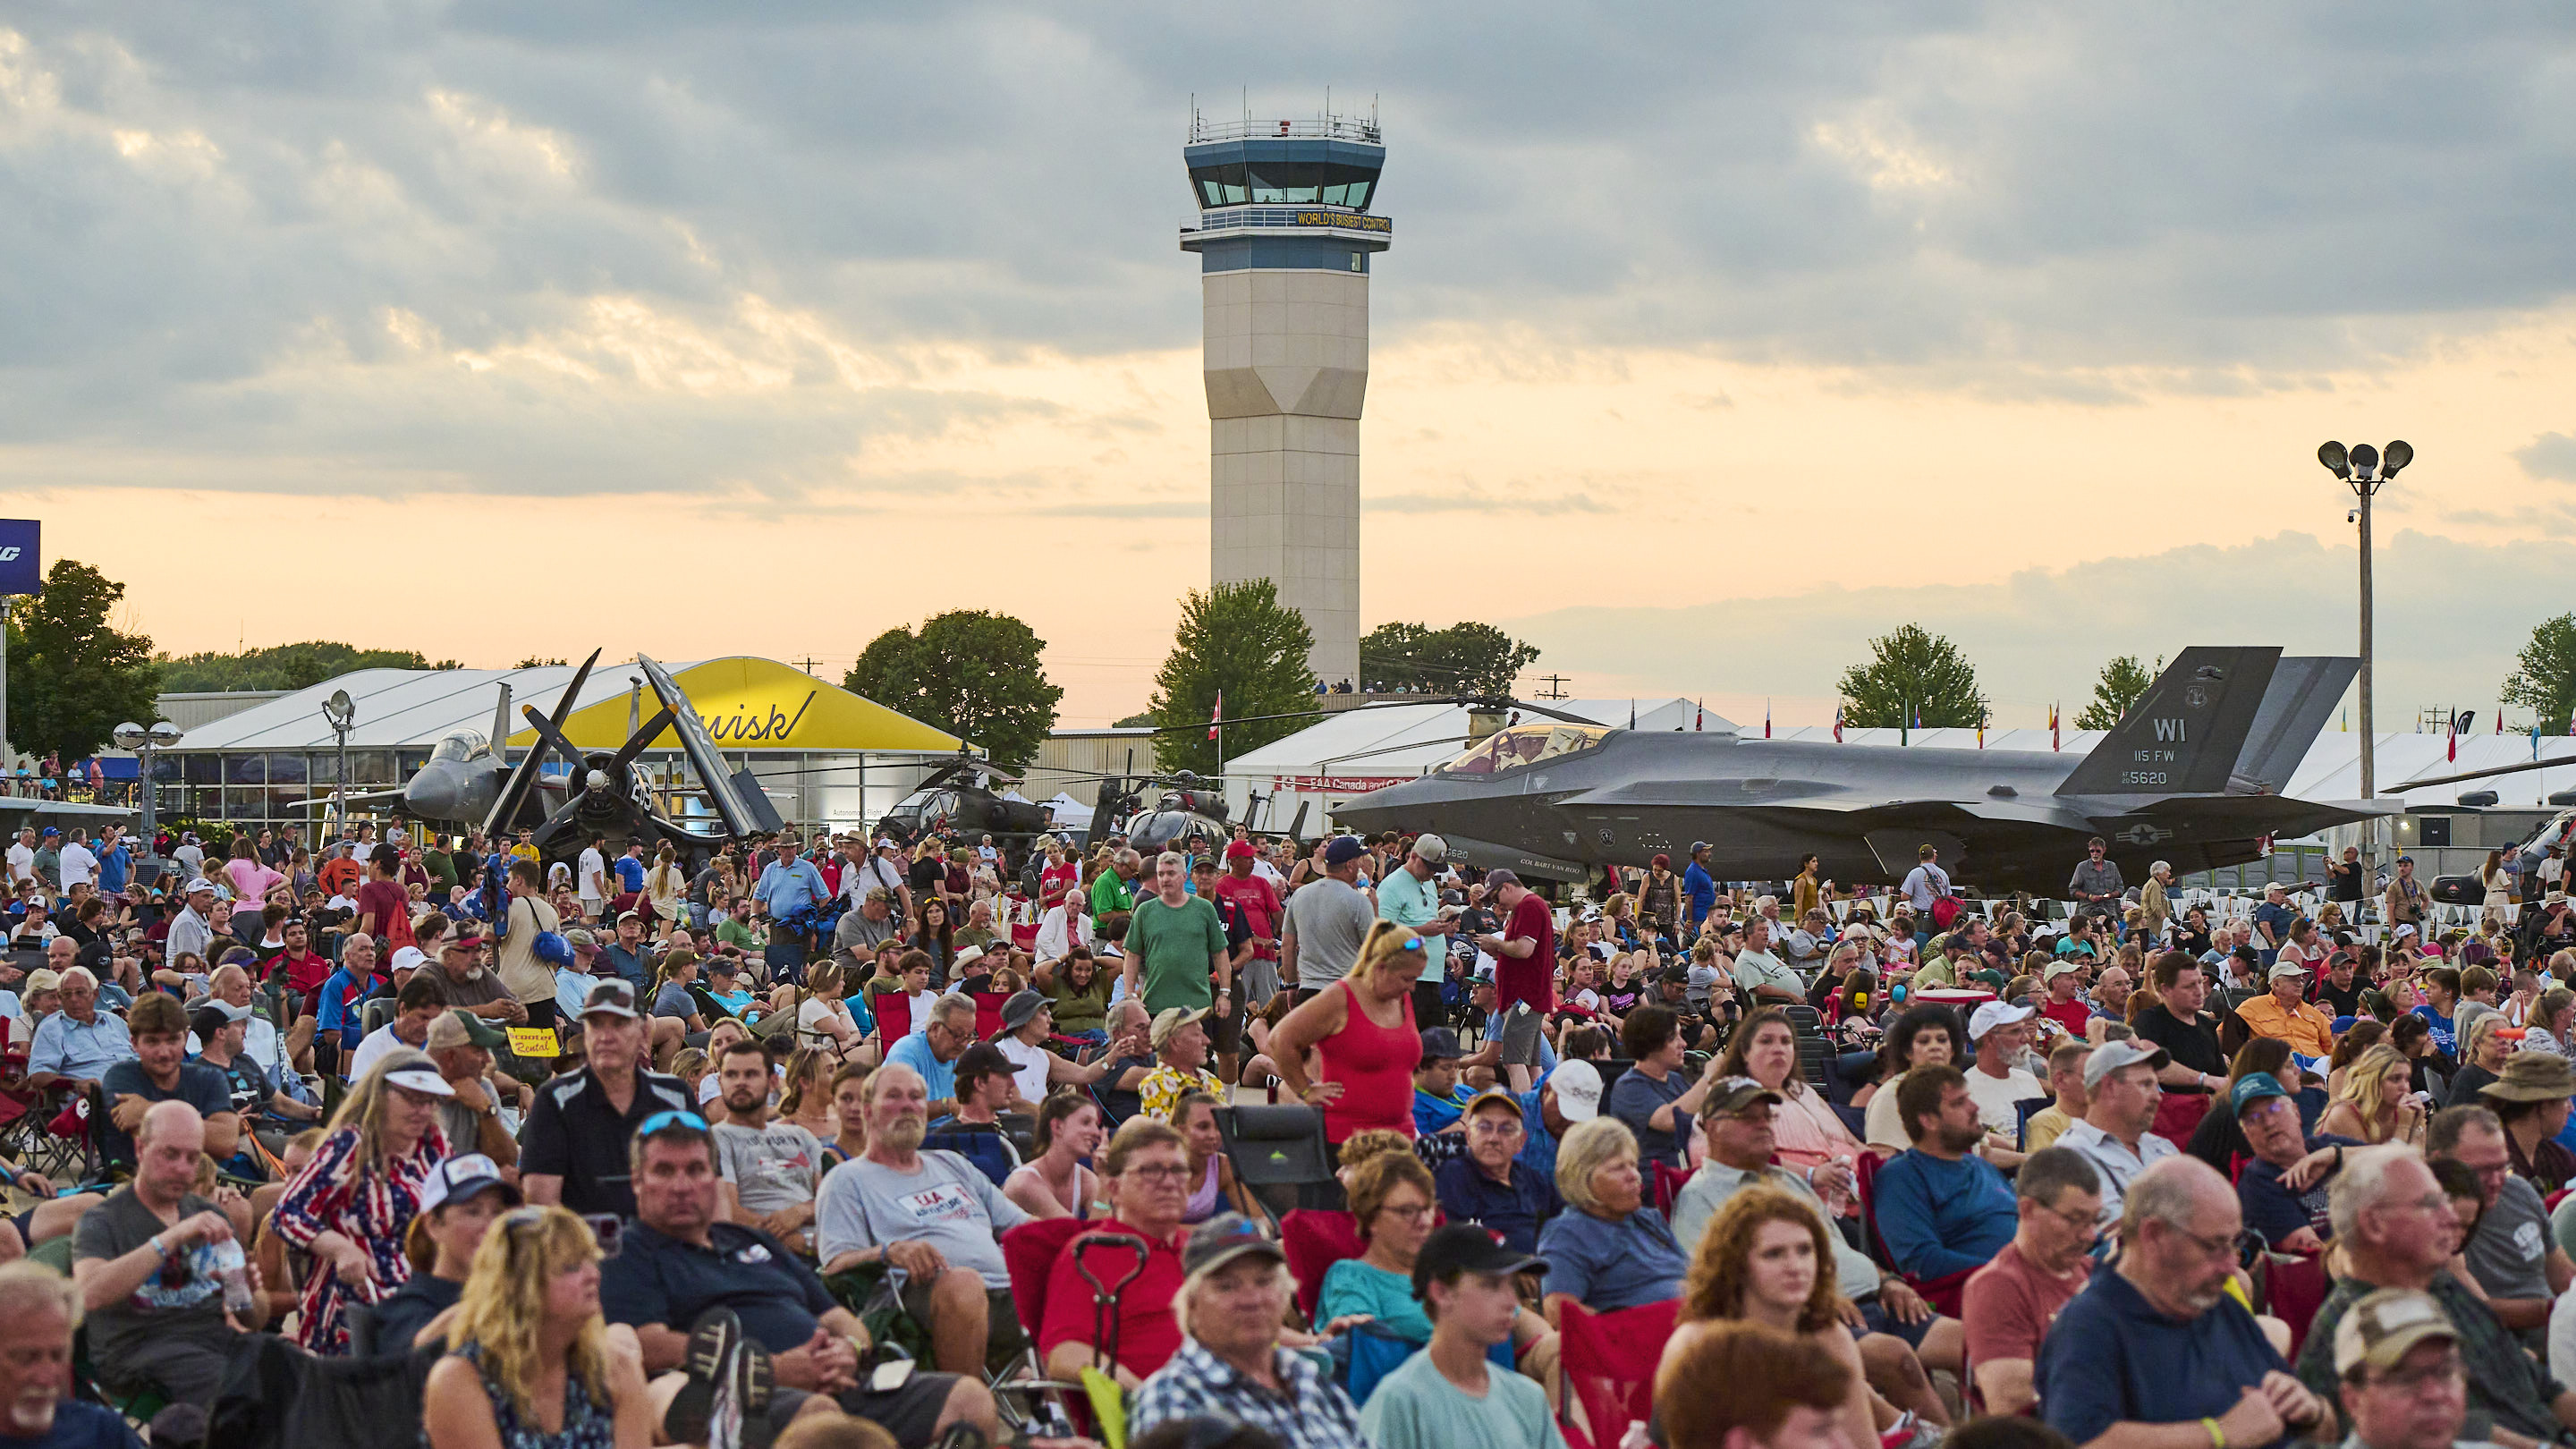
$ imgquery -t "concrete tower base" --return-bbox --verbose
[1204,267,1368,690]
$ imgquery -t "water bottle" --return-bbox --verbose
[211,1238,256,1316]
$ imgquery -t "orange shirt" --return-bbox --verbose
[2235,993,2335,1057]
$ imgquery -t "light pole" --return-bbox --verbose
[111,721,182,869]
[322,689,356,837]
[2318,439,2412,809]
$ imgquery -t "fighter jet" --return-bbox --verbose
[1330,647,2384,893]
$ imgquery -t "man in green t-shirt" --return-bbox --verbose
[713,894,765,954]
[1089,849,1140,930]
[1121,851,1230,1020]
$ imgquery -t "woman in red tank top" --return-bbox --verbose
[1269,920,1424,1146]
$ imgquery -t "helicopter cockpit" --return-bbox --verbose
[883,787,962,840]
[1436,723,1614,777]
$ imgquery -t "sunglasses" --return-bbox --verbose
[637,1109,708,1137]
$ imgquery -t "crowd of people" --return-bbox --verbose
[0,813,2571,1449]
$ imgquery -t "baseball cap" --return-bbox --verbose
[2267,962,2309,982]
[581,979,641,1020]
[2395,855,2414,865]
[1150,1005,1211,1049]
[1419,1027,1465,1063]
[428,1010,509,1052]
[38,828,55,839]
[2083,1038,2172,1089]
[1547,1059,1603,1122]
[2228,1071,2292,1117]
[1461,1087,1521,1123]
[1224,840,1256,860]
[1324,836,1368,867]
[417,1153,520,1216]
[1411,834,1448,863]
[616,910,643,924]
[1969,1000,2035,1041]
[953,1043,1013,1085]
[1482,869,1522,893]
[380,1063,455,1098]
[564,928,599,950]
[1705,1075,1784,1115]
[2044,961,2084,982]
[2332,1287,2459,1377]
[1182,1213,1285,1277]
[1000,988,1046,1031]
[182,878,214,894]
[388,946,428,975]
[188,1001,249,1040]
[1411,1222,1547,1299]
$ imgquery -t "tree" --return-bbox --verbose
[514,656,566,669]
[2074,654,2164,731]
[1359,620,1541,696]
[1148,580,1316,775]
[1112,712,1156,729]
[842,610,1063,770]
[1835,625,1987,729]
[2502,614,2576,734]
[6,559,161,762]
[157,641,462,691]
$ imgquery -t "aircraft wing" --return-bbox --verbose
[638,654,786,836]
[1558,779,1856,809]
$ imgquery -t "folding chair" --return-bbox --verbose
[1852,1150,1973,1316]
[973,991,1009,1042]
[996,1219,1132,1438]
[2260,1250,2331,1360]
[875,989,915,1054]
[1650,1160,1692,1216]
[2013,1095,2054,1150]
[1280,1208,1363,1324]
[1555,1299,1677,1449]
[1215,1104,1340,1219]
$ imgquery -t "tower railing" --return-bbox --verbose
[1187,114,1383,144]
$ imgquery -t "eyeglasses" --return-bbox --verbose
[1399,936,1425,953]
[2164,1222,2260,1262]
[1120,1163,1192,1183]
[1375,1202,1435,1222]
[2363,1354,2464,1394]
[1467,1117,1525,1138]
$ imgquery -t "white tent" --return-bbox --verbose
[1044,792,1095,830]
[1224,699,1730,835]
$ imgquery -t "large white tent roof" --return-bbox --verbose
[165,663,674,751]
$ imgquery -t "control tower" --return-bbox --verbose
[1181,106,1389,691]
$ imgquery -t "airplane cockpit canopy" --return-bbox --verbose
[886,787,961,835]
[428,730,489,765]
[1436,723,1614,776]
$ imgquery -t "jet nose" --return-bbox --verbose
[405,766,461,822]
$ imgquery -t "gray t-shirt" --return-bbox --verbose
[835,909,897,957]
[712,1121,824,1216]
[2468,1174,2555,1345]
[1284,877,1377,989]
[72,1188,238,1376]
[814,1150,1030,1289]
[1670,1162,1877,1301]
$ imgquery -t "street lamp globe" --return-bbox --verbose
[112,723,146,751]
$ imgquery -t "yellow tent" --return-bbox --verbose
[510,657,964,754]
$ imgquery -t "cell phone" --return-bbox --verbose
[869,1355,917,1392]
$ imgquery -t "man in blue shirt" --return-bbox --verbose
[1869,1064,2018,1282]
[600,912,653,998]
[1411,1028,1479,1134]
[2038,1155,2329,1449]
[755,840,831,980]
[1516,1059,1599,1184]
[884,992,976,1119]
[93,825,131,895]
[1681,843,1717,938]
[612,841,648,899]
[28,968,131,1096]
[1436,1089,1563,1254]
[2251,883,2295,967]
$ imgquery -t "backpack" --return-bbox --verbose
[1930,894,1962,931]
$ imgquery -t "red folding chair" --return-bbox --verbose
[1651,1161,1692,1216]
[973,991,1009,1042]
[2263,1250,2331,1360]
[1002,1217,1089,1348]
[1556,1298,1678,1449]
[874,990,914,1054]
[1281,1208,1364,1324]
[1852,1150,1974,1316]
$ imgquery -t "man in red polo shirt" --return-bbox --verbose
[2037,962,2093,1041]
[1210,841,1283,1001]
[1040,1118,1194,1386]
[1470,870,1555,1093]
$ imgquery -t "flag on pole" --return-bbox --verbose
[2496,709,2505,734]
[1629,699,1637,728]
[1695,699,1704,733]
[1764,700,1771,739]
[1832,706,1844,743]
[2533,723,2542,761]
[2050,703,2061,752]
[2447,709,2458,763]
[1208,691,1222,741]
[1976,720,1985,750]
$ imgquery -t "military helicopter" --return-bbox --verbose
[873,755,1048,850]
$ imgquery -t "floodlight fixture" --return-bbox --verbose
[2349,443,2380,477]
[2380,440,2412,477]
[2318,440,2350,478]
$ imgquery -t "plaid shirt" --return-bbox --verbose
[1130,1338,1367,1449]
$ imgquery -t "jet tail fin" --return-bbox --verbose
[2055,647,2282,796]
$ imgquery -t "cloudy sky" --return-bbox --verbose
[4,4,2573,729]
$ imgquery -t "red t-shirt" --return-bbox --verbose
[1496,894,1555,1015]
[356,879,414,950]
[1040,862,1079,910]
[2038,996,2093,1041]
[1961,1240,2090,1397]
[277,948,334,997]
[1038,1221,1186,1377]
[1210,873,1282,962]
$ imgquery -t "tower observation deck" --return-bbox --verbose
[1181,107,1389,691]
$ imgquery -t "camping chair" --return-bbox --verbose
[875,990,915,1054]
[1852,1150,1972,1316]
[2258,1250,2331,1360]
[2013,1095,2055,1150]
[997,1219,1144,1444]
[1281,1208,1364,1324]
[973,991,1009,1042]
[1215,1104,1339,1220]
[1651,1160,1692,1216]
[1555,1299,1678,1449]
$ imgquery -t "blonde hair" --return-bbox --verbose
[1555,1117,1640,1215]
[2334,1045,2413,1143]
[1352,919,1424,984]
[445,1207,608,1426]
[331,1047,442,1169]
[779,1046,833,1119]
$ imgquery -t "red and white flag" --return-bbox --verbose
[1695,699,1704,733]
[2447,711,2458,762]
[1764,700,1772,739]
[1832,706,1844,743]
[2050,703,2061,752]
[1208,691,1222,741]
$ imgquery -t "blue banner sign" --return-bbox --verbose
[0,521,37,596]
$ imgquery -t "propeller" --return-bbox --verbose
[482,648,600,838]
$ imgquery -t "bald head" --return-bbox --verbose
[43,937,72,970]
[2123,1153,2233,1235]
[138,1099,205,1154]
